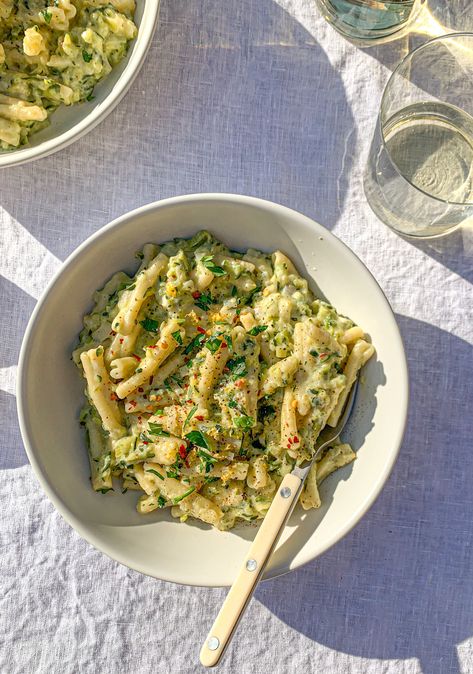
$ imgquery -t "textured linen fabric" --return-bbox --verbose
[1,2,472,673]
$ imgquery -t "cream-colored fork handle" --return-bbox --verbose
[199,472,303,667]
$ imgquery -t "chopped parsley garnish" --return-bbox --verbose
[233,415,254,430]
[183,333,205,354]
[204,476,219,484]
[173,487,195,504]
[228,399,237,409]
[171,330,183,345]
[201,255,226,277]
[166,469,179,479]
[148,422,170,437]
[206,336,222,353]
[140,317,159,332]
[42,9,52,23]
[185,430,209,449]
[227,356,247,380]
[194,292,214,311]
[146,468,165,480]
[309,349,319,358]
[248,325,267,336]
[157,495,167,508]
[140,432,152,443]
[197,449,217,473]
[82,50,93,63]
[231,285,238,297]
[183,405,198,430]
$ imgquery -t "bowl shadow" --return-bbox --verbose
[255,314,473,674]
[0,0,355,262]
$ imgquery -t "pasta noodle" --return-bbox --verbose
[73,231,374,530]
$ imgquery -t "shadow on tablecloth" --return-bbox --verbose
[256,314,473,674]
[0,0,355,263]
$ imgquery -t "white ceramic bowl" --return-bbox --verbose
[17,194,409,587]
[0,1,160,168]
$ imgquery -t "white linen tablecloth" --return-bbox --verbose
[1,2,472,673]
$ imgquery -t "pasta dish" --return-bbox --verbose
[73,231,375,530]
[0,0,137,150]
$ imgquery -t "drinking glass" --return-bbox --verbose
[364,33,473,238]
[315,0,425,45]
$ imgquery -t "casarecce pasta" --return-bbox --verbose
[0,0,137,150]
[73,231,375,530]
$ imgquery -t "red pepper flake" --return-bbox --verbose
[187,399,193,404]
[110,393,118,401]
[138,387,144,393]
[196,415,205,422]
[128,400,137,408]
[319,353,328,359]
[119,338,124,344]
[288,438,293,445]
[143,441,149,445]
[223,366,229,373]
[197,326,206,334]
[132,354,141,362]
[293,436,299,443]
[221,341,227,348]
[192,291,201,299]
[178,445,187,459]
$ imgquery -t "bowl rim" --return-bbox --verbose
[0,1,160,169]
[17,193,409,587]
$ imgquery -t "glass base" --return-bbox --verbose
[363,164,465,240]
[316,0,426,47]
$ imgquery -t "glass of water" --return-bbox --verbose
[315,0,425,45]
[364,33,473,238]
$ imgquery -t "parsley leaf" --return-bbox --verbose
[183,333,205,355]
[82,50,93,62]
[185,430,209,449]
[173,487,195,504]
[42,9,52,23]
[171,330,183,345]
[148,422,170,437]
[206,336,222,353]
[183,405,198,430]
[194,292,214,311]
[201,255,226,277]
[140,317,159,332]
[248,325,268,336]
[146,468,164,480]
[227,356,247,380]
[157,495,167,508]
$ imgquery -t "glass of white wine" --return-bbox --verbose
[364,33,473,238]
[315,0,425,45]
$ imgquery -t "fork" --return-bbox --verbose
[200,378,360,667]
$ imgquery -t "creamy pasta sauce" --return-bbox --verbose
[0,0,137,150]
[73,232,374,530]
